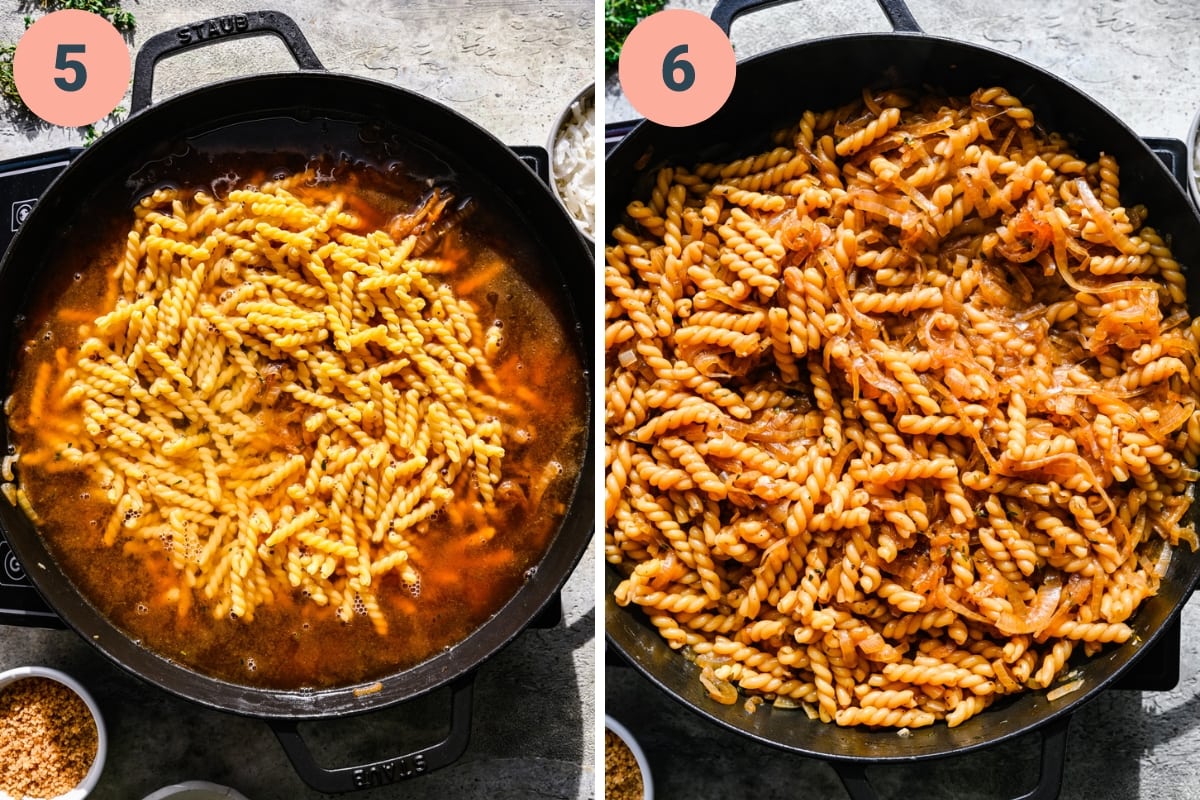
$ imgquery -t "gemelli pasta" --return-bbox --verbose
[605,87,1200,728]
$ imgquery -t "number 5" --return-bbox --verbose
[662,44,696,93]
[54,44,87,92]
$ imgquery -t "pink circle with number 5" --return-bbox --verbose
[618,8,736,128]
[13,10,131,128]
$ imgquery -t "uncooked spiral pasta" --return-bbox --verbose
[11,173,516,631]
[605,87,1200,728]
[4,156,587,689]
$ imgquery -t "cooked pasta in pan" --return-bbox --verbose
[605,87,1200,728]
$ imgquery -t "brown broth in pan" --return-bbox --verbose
[5,131,587,690]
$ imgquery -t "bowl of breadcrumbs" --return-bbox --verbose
[604,716,652,800]
[0,667,105,800]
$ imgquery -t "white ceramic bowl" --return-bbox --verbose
[605,714,654,800]
[1185,104,1200,210]
[0,666,107,800]
[547,81,596,244]
[142,781,251,800]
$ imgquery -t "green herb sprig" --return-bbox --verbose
[604,0,666,67]
[0,44,17,108]
[2,1,136,142]
[25,0,135,32]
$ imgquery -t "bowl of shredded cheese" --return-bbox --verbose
[549,82,596,244]
[1188,105,1200,209]
[142,781,251,800]
[0,666,106,800]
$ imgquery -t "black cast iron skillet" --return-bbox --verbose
[605,1,1200,797]
[0,11,594,794]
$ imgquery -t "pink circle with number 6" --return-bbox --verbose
[13,10,131,128]
[618,8,736,128]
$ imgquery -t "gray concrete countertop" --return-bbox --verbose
[0,2,594,799]
[605,1,1200,798]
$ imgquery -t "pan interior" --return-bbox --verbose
[604,31,1200,760]
[0,72,594,718]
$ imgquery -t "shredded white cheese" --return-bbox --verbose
[553,97,595,239]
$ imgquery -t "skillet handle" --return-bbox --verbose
[831,715,1070,800]
[267,674,474,794]
[711,0,922,36]
[130,10,324,114]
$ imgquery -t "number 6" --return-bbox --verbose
[54,43,87,92]
[662,44,696,93]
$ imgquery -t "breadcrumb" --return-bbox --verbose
[0,677,97,799]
